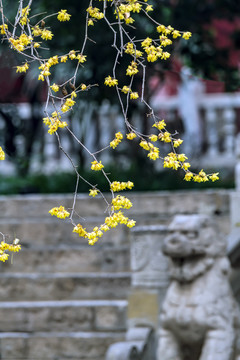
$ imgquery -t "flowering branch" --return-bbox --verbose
[0,0,219,258]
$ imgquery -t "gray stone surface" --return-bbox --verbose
[0,192,233,360]
[1,245,130,273]
[130,225,169,288]
[158,214,240,360]
[0,300,127,332]
[0,273,131,301]
[0,332,125,360]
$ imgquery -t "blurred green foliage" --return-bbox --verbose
[0,165,234,195]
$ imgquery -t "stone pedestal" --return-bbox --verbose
[227,192,240,266]
[128,225,169,330]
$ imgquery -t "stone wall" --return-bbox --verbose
[0,189,233,360]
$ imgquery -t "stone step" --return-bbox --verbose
[0,191,230,220]
[0,272,131,301]
[1,245,130,273]
[0,331,125,360]
[0,300,127,333]
[0,219,128,247]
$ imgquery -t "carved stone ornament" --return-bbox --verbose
[157,214,240,360]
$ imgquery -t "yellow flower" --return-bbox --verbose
[57,9,71,22]
[69,50,76,59]
[76,54,87,63]
[127,219,136,228]
[122,86,130,94]
[32,25,42,37]
[71,91,77,98]
[91,160,104,171]
[156,25,166,33]
[65,98,75,107]
[152,120,166,130]
[130,92,139,100]
[112,195,133,210]
[126,132,136,140]
[173,139,183,147]
[149,134,158,142]
[89,189,99,197]
[209,173,219,182]
[110,181,134,192]
[49,206,70,219]
[182,162,191,170]
[104,76,118,87]
[172,30,181,38]
[41,29,53,40]
[0,253,9,262]
[81,84,87,90]
[126,61,138,76]
[16,62,29,73]
[160,131,171,143]
[140,140,150,151]
[182,31,192,40]
[184,172,193,181]
[145,5,153,12]
[161,51,171,60]
[177,153,188,162]
[73,224,87,237]
[110,139,121,149]
[50,83,59,92]
[38,74,45,81]
[0,146,5,160]
[61,55,68,63]
[88,19,94,26]
[0,24,8,35]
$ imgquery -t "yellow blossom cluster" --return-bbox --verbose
[43,112,68,135]
[0,239,21,263]
[61,97,76,113]
[110,132,123,149]
[104,76,118,87]
[115,1,142,25]
[184,170,219,183]
[49,206,70,219]
[110,181,134,192]
[121,86,139,99]
[73,209,136,245]
[87,6,104,20]
[91,160,104,171]
[16,63,29,73]
[20,6,30,25]
[130,92,139,100]
[9,34,32,52]
[139,140,159,160]
[0,146,5,160]
[126,61,139,76]
[0,24,8,35]
[126,132,137,140]
[112,195,132,210]
[125,42,143,59]
[57,9,71,22]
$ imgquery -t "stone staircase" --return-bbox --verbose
[0,195,131,360]
[0,191,230,360]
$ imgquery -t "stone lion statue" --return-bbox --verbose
[157,214,240,360]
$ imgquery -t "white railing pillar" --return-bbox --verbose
[223,107,236,156]
[205,107,218,157]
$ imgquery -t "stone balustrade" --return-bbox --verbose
[0,92,240,174]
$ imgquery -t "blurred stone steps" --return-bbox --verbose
[0,300,127,332]
[0,191,230,359]
[0,331,125,360]
[0,272,131,301]
[1,245,130,273]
